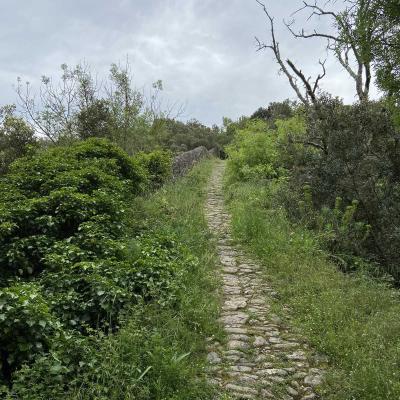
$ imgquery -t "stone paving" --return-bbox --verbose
[204,161,324,400]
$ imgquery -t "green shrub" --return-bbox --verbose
[0,283,62,382]
[133,149,172,190]
[0,105,37,175]
[38,231,193,332]
[5,138,146,197]
[226,116,307,183]
[0,136,215,397]
[226,120,283,182]
[7,333,98,400]
[131,232,197,305]
[228,99,400,280]
[0,138,146,280]
[297,98,400,279]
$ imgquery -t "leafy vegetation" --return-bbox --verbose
[0,1,399,396]
[0,136,218,398]
[68,159,220,400]
[226,99,400,281]
[224,105,400,398]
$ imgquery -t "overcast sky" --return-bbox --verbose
[0,0,380,126]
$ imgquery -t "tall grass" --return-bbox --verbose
[225,181,400,400]
[71,159,221,400]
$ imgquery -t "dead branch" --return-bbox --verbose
[283,0,379,102]
[256,0,327,105]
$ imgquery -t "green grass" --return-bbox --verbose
[70,159,222,400]
[225,180,400,400]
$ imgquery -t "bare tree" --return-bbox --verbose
[284,0,380,102]
[16,64,83,143]
[255,0,327,106]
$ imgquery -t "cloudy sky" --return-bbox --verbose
[0,0,380,126]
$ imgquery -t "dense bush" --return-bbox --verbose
[226,120,284,181]
[155,118,222,153]
[0,283,62,380]
[226,115,306,182]
[0,138,145,280]
[250,99,295,126]
[133,149,172,190]
[0,137,196,392]
[298,98,400,278]
[227,98,400,281]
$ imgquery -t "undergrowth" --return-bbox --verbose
[225,180,400,399]
[69,159,221,399]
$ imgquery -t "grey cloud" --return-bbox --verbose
[0,0,379,126]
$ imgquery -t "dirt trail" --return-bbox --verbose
[204,161,324,400]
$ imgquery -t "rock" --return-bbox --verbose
[287,351,307,361]
[290,380,301,389]
[230,365,253,372]
[237,374,259,382]
[172,146,209,177]
[224,286,242,295]
[225,350,245,356]
[221,312,249,326]
[260,389,274,398]
[304,374,323,387]
[263,368,289,376]
[270,314,282,324]
[229,334,251,342]
[287,386,299,396]
[207,352,221,364]
[225,384,258,395]
[223,274,240,285]
[273,342,300,350]
[225,327,248,334]
[254,336,267,347]
[228,340,250,350]
[208,147,219,157]
[223,297,247,311]
[221,255,236,266]
[223,266,239,274]
[225,355,240,362]
[268,337,282,344]
[269,375,286,383]
[293,371,307,379]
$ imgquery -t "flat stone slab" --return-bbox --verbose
[228,340,250,350]
[223,297,247,311]
[220,312,249,326]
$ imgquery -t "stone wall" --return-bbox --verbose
[172,146,209,178]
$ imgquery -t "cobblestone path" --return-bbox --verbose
[204,161,324,400]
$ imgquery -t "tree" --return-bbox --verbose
[0,105,36,174]
[251,100,295,125]
[76,99,113,140]
[16,64,83,143]
[105,62,150,152]
[285,0,381,102]
[15,61,170,153]
[255,0,327,105]
[256,0,383,103]
[373,0,400,98]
